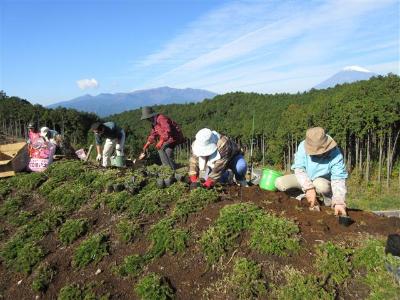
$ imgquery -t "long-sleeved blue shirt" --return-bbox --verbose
[291,140,348,181]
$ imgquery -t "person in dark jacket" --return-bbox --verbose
[91,122,125,167]
[139,107,185,170]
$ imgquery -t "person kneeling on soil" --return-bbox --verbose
[188,128,248,189]
[275,127,348,216]
[91,122,125,167]
[139,106,185,170]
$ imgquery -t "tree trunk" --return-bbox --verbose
[365,132,370,183]
[387,133,392,188]
[378,135,383,184]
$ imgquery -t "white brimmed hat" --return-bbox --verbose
[40,127,49,137]
[192,128,220,157]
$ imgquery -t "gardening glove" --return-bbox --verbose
[138,152,146,160]
[155,139,165,150]
[96,154,102,161]
[334,204,347,216]
[115,144,121,151]
[190,175,198,183]
[202,178,215,189]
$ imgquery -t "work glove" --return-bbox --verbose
[96,154,102,161]
[190,175,198,183]
[202,178,215,189]
[116,144,121,151]
[138,152,146,160]
[155,138,165,150]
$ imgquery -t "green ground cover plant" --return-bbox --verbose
[135,272,175,300]
[114,254,148,277]
[148,217,188,258]
[59,218,89,245]
[200,203,300,264]
[72,233,109,268]
[46,182,93,213]
[316,242,352,286]
[32,263,56,292]
[57,282,109,300]
[353,238,400,299]
[228,257,267,299]
[116,218,140,243]
[274,267,333,300]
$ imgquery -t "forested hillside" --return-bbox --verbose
[0,91,100,146]
[110,74,400,183]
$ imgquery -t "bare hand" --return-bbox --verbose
[305,188,317,207]
[334,204,347,216]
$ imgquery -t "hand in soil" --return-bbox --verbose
[305,188,317,207]
[334,204,347,216]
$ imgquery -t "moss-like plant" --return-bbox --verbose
[316,242,352,286]
[7,172,47,192]
[0,194,25,218]
[228,258,267,299]
[274,267,333,300]
[116,219,140,243]
[146,164,175,178]
[9,210,34,227]
[353,238,400,299]
[72,233,109,268]
[200,203,300,264]
[57,282,109,300]
[135,273,175,300]
[114,254,147,277]
[46,182,92,213]
[59,218,89,245]
[148,217,188,258]
[32,263,56,292]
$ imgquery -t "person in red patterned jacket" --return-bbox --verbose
[139,106,185,170]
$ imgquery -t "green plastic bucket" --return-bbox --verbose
[259,168,283,191]
[111,156,125,167]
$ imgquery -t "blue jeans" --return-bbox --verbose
[220,154,247,183]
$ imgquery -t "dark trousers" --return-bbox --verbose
[158,145,176,170]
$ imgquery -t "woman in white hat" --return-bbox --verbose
[275,127,348,216]
[189,128,248,189]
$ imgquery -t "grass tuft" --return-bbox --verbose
[59,218,89,245]
[72,233,109,268]
[135,272,175,300]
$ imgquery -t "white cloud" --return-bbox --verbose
[76,78,99,90]
[129,0,398,94]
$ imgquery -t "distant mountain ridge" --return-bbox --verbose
[314,66,376,89]
[48,87,217,117]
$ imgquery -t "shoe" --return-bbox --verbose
[237,179,249,187]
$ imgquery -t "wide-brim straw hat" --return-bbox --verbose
[192,128,219,157]
[141,106,158,120]
[305,127,337,155]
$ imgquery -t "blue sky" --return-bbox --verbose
[1,0,399,105]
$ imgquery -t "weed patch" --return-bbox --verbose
[59,218,89,245]
[135,272,175,300]
[72,233,109,268]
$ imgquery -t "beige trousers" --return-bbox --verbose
[275,174,332,206]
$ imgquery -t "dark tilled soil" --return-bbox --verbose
[1,186,399,300]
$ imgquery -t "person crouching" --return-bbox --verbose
[189,128,248,189]
[91,122,125,167]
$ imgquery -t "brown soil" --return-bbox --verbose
[1,186,399,300]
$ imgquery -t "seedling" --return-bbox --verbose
[59,218,89,245]
[72,233,109,268]
[135,272,175,300]
[116,218,140,243]
[114,254,147,277]
[32,263,56,292]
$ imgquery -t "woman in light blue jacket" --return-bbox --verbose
[275,127,348,216]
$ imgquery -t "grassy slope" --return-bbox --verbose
[0,161,399,299]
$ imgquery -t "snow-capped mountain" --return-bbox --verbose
[314,66,376,89]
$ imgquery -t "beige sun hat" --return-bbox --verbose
[192,128,220,157]
[304,127,337,155]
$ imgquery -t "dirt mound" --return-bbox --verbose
[0,162,399,299]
